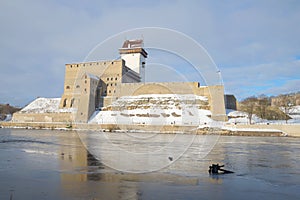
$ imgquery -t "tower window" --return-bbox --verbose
[107,78,109,81]
[66,86,70,89]
[115,77,117,80]
[70,98,75,107]
[76,85,80,88]
[111,78,113,81]
[63,99,67,107]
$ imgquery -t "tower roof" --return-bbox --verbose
[121,39,143,49]
[119,39,148,58]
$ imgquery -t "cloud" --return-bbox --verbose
[222,60,300,99]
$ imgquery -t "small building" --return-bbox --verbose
[224,94,237,110]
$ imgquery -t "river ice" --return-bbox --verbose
[0,128,299,200]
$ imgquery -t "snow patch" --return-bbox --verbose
[20,98,76,114]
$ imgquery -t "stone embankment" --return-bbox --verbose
[1,121,299,137]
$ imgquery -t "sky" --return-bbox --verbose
[0,0,299,106]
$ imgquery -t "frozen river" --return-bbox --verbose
[0,128,299,199]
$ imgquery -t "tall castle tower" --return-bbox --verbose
[119,39,148,82]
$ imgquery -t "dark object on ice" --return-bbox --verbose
[208,164,234,174]
[168,156,173,161]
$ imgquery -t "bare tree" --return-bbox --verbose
[240,97,257,124]
[256,95,270,119]
[273,95,293,123]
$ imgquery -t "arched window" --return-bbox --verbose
[63,99,67,107]
[70,98,75,107]
[66,86,70,89]
[76,85,80,88]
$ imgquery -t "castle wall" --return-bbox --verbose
[60,59,140,110]
[115,82,200,97]
[75,74,99,123]
[12,112,73,123]
[60,60,125,109]
[103,82,226,121]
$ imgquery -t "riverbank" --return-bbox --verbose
[1,121,299,137]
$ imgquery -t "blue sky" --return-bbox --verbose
[0,0,299,106]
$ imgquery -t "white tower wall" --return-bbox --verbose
[121,53,146,82]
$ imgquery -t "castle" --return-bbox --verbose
[12,39,226,124]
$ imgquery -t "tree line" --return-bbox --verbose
[239,93,299,124]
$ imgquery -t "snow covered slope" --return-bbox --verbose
[89,94,212,125]
[20,98,76,113]
[227,110,266,124]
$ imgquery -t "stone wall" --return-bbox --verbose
[111,82,226,121]
[12,112,73,123]
[231,124,300,137]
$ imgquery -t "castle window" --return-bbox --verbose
[83,64,85,66]
[111,83,113,86]
[114,90,116,93]
[115,77,117,80]
[76,85,80,88]
[107,78,109,81]
[90,63,92,66]
[106,83,109,86]
[63,99,67,107]
[85,80,87,84]
[104,90,107,94]
[66,86,70,89]
[111,78,113,81]
[115,83,117,86]
[77,64,79,67]
[111,62,114,65]
[109,90,111,93]
[70,98,75,107]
